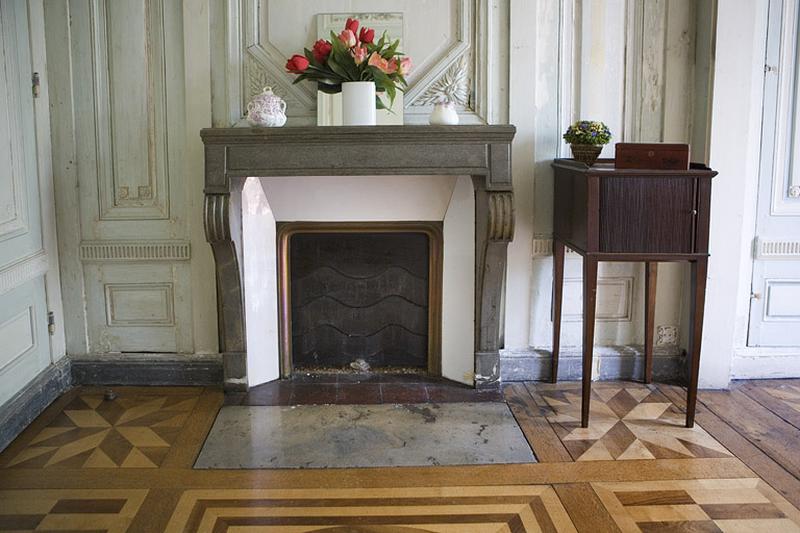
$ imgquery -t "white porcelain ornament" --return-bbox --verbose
[246,86,287,127]
[428,100,459,125]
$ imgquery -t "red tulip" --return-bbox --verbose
[285,54,309,73]
[345,18,359,35]
[359,27,375,44]
[312,39,332,63]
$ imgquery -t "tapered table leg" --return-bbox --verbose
[686,257,708,428]
[551,240,566,383]
[581,257,599,428]
[644,262,658,384]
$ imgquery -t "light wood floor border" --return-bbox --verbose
[659,384,800,511]
[553,483,622,532]
[0,458,754,491]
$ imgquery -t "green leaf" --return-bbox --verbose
[327,55,351,81]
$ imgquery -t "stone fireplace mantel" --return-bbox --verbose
[201,125,516,391]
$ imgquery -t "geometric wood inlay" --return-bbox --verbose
[533,382,733,461]
[3,390,199,469]
[165,485,578,532]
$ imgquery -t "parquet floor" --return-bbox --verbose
[0,380,799,532]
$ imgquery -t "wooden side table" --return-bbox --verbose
[551,159,718,428]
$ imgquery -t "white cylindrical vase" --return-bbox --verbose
[341,81,376,126]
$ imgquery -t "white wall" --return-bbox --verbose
[702,0,770,386]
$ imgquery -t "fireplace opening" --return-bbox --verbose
[277,222,443,377]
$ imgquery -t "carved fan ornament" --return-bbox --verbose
[416,55,471,106]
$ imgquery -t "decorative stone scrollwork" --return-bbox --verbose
[415,55,471,107]
[204,194,231,243]
[487,192,514,242]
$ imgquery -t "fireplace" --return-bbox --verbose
[202,125,515,391]
[278,222,443,375]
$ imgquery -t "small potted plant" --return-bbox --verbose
[284,18,411,126]
[563,120,611,166]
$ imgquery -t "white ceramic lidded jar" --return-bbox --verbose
[246,86,287,127]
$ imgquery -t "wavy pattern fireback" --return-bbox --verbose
[290,232,430,369]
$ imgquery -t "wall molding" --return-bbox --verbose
[79,241,191,262]
[0,250,49,296]
[754,238,800,259]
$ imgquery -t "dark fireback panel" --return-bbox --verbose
[290,232,429,369]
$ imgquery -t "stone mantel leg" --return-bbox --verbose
[472,179,514,388]
[204,193,247,391]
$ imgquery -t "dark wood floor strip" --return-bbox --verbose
[658,384,800,510]
[161,387,223,469]
[696,388,800,478]
[736,380,800,432]
[503,383,572,462]
[553,483,621,533]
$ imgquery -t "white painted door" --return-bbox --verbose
[749,0,800,347]
[0,1,55,406]
[51,0,194,355]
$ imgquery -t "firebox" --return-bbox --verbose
[277,222,443,376]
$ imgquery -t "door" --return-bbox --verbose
[53,0,194,355]
[0,1,55,406]
[749,0,800,346]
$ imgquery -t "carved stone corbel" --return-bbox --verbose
[472,185,515,388]
[204,193,247,390]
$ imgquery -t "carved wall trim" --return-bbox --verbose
[89,0,171,221]
[755,238,800,259]
[0,251,49,296]
[79,241,191,262]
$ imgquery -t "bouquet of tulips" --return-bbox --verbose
[285,18,412,109]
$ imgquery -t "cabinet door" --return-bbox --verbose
[599,176,696,253]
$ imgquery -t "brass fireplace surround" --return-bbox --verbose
[277,221,444,377]
[201,125,516,391]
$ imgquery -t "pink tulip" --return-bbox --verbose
[368,52,390,73]
[352,45,368,65]
[339,29,357,48]
[398,57,412,75]
[386,59,398,74]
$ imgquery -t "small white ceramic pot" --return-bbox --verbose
[429,101,459,125]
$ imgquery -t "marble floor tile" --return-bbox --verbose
[194,402,536,469]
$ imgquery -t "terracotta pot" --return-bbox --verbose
[570,144,603,166]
